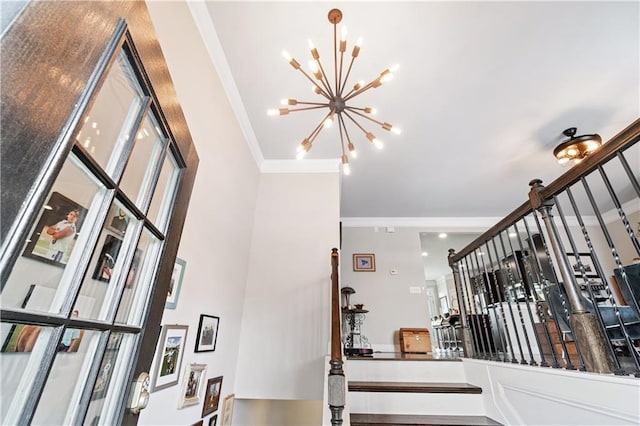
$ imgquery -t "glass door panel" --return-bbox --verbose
[74,201,141,322]
[147,149,181,233]
[2,155,107,315]
[75,51,146,178]
[118,111,166,213]
[31,329,102,425]
[84,332,137,425]
[115,228,162,326]
[1,323,56,424]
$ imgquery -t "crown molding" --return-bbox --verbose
[340,217,504,230]
[261,159,340,174]
[187,2,264,167]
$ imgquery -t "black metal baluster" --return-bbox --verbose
[464,256,489,359]
[490,237,518,363]
[482,240,509,362]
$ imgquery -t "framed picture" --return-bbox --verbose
[353,253,376,272]
[567,252,598,278]
[195,315,220,353]
[166,257,186,309]
[178,363,207,409]
[106,204,130,236]
[191,421,203,426]
[151,324,188,392]
[209,414,218,426]
[22,191,88,266]
[92,235,123,283]
[202,376,223,417]
[220,394,235,426]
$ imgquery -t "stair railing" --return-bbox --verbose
[449,117,640,376]
[328,248,345,424]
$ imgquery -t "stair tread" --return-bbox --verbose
[350,413,502,425]
[348,381,482,394]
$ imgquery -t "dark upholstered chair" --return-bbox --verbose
[543,283,640,344]
[614,263,640,320]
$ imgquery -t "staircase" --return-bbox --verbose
[346,354,502,426]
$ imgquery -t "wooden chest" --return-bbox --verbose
[399,328,431,353]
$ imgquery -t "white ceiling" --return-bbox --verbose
[199,1,639,219]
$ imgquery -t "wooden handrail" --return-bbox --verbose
[330,248,341,361]
[452,117,640,261]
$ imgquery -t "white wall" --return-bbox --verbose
[234,399,322,426]
[234,173,340,401]
[140,2,260,425]
[340,227,430,352]
[465,359,640,425]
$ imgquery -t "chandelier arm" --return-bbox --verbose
[288,105,330,113]
[340,55,357,95]
[296,101,330,106]
[345,108,385,127]
[342,110,370,136]
[343,80,375,102]
[307,110,334,142]
[338,114,354,144]
[337,115,347,157]
[333,21,339,96]
[296,67,332,99]
[315,59,335,98]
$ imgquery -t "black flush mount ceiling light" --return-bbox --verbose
[553,127,602,165]
[268,8,401,175]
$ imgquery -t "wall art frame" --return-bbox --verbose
[178,363,207,409]
[195,314,220,353]
[353,253,376,272]
[151,324,188,392]
[201,375,223,417]
[166,257,186,309]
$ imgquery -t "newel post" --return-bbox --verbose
[328,248,345,425]
[528,179,616,373]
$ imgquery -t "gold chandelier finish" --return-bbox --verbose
[554,127,602,165]
[269,8,400,175]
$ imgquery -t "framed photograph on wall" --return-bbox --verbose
[92,234,123,283]
[353,253,376,272]
[106,204,130,236]
[201,376,223,417]
[166,257,186,309]
[195,314,220,353]
[220,394,235,426]
[22,191,88,267]
[178,363,207,409]
[567,252,598,278]
[208,414,218,426]
[151,324,188,392]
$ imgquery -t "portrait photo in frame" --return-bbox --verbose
[22,191,88,267]
[178,363,207,409]
[195,315,220,353]
[151,324,188,392]
[208,414,218,426]
[202,376,223,417]
[166,257,186,309]
[92,234,123,283]
[106,204,130,237]
[353,253,376,272]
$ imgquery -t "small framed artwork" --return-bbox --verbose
[178,363,207,409]
[22,191,88,267]
[151,324,188,392]
[202,376,223,417]
[220,394,235,426]
[567,253,598,278]
[209,414,218,426]
[191,421,203,426]
[195,315,220,353]
[166,257,186,309]
[106,204,130,236]
[353,253,376,272]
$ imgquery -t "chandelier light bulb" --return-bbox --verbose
[267,109,279,116]
[282,50,292,61]
[558,156,570,165]
[374,139,383,150]
[341,154,351,175]
[348,142,357,158]
[312,85,321,94]
[324,113,334,128]
[341,26,347,41]
[391,127,401,135]
[296,150,306,160]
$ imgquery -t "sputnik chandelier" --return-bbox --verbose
[268,8,400,175]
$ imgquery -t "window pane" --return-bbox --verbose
[119,112,165,212]
[75,51,145,178]
[2,155,107,315]
[74,201,140,322]
[84,333,137,425]
[115,227,163,326]
[1,323,55,424]
[147,149,180,233]
[31,329,102,425]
